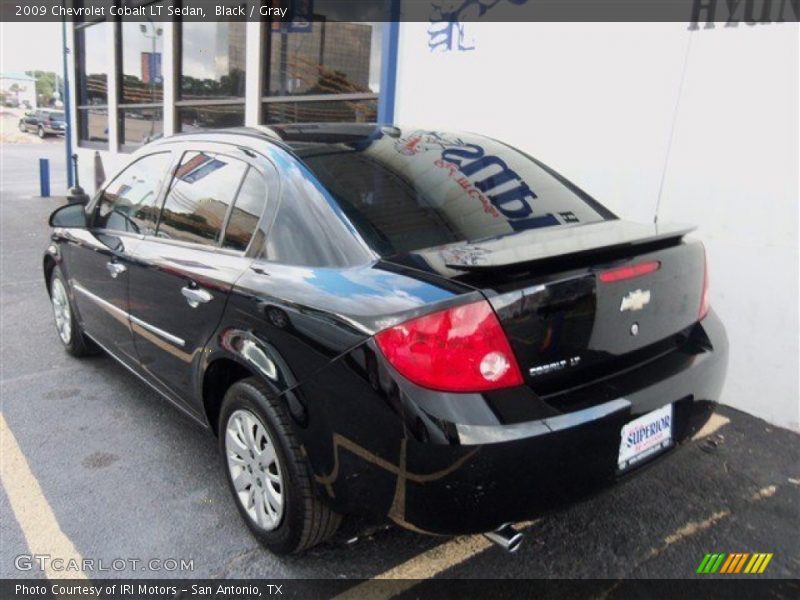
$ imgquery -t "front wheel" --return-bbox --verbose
[19,121,26,132]
[219,377,341,554]
[38,126,45,138]
[49,267,96,357]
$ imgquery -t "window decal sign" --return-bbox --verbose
[428,0,530,52]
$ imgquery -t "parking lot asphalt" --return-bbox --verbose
[1,142,798,587]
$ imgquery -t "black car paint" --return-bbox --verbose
[45,125,728,536]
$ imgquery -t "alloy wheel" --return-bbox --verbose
[51,278,72,345]
[225,409,284,530]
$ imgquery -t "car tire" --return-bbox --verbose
[49,267,97,357]
[38,126,46,138]
[219,377,341,555]
[19,121,25,132]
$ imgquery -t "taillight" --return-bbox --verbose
[374,300,523,392]
[698,247,710,320]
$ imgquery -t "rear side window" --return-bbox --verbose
[263,161,374,267]
[95,152,173,235]
[222,168,267,251]
[158,151,248,246]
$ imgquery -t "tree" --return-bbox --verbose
[25,71,59,106]
[9,83,21,105]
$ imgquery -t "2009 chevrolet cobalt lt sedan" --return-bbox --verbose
[44,124,728,554]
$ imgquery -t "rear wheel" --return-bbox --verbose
[219,377,341,554]
[18,121,25,132]
[49,267,96,357]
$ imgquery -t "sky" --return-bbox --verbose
[0,22,63,75]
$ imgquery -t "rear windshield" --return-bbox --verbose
[294,129,612,257]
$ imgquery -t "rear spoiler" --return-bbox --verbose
[439,221,696,271]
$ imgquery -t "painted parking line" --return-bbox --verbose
[336,521,537,600]
[0,412,86,579]
[692,413,730,441]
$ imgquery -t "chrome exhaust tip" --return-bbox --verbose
[483,523,524,553]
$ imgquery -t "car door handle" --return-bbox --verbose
[106,261,127,278]
[181,286,212,308]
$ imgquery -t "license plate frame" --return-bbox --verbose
[618,403,673,472]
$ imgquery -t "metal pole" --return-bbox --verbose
[62,13,74,188]
[39,159,51,197]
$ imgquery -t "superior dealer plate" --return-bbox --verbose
[618,404,673,471]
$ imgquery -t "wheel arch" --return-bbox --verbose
[201,324,315,437]
[201,357,256,435]
[43,247,60,295]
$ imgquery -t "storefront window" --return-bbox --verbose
[265,22,381,97]
[178,105,245,132]
[120,107,163,146]
[77,107,109,143]
[77,22,110,105]
[262,99,377,124]
[121,20,163,104]
[76,21,111,147]
[261,20,382,126]
[119,9,165,150]
[180,19,246,101]
[178,8,246,132]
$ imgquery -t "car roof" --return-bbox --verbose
[147,123,392,153]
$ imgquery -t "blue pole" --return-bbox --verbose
[39,159,51,197]
[377,2,400,124]
[62,17,74,188]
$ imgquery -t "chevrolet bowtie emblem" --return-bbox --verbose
[620,289,651,312]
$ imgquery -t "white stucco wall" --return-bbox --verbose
[394,22,799,430]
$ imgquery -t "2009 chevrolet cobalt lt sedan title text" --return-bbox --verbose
[44,125,728,554]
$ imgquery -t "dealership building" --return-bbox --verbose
[67,10,390,173]
[62,8,798,430]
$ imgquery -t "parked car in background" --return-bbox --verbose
[43,125,728,555]
[19,110,66,137]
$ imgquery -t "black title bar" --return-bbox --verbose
[1,0,798,24]
[2,578,799,600]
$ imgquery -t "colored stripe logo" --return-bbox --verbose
[697,553,773,574]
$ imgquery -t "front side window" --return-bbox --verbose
[95,152,173,234]
[157,152,248,246]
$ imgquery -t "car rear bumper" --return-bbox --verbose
[393,310,728,534]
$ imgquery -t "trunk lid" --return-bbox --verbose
[388,220,706,406]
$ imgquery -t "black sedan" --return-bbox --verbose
[44,124,728,555]
[19,109,67,138]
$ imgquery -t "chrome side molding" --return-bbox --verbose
[72,281,186,347]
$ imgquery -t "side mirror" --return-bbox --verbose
[49,203,88,228]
